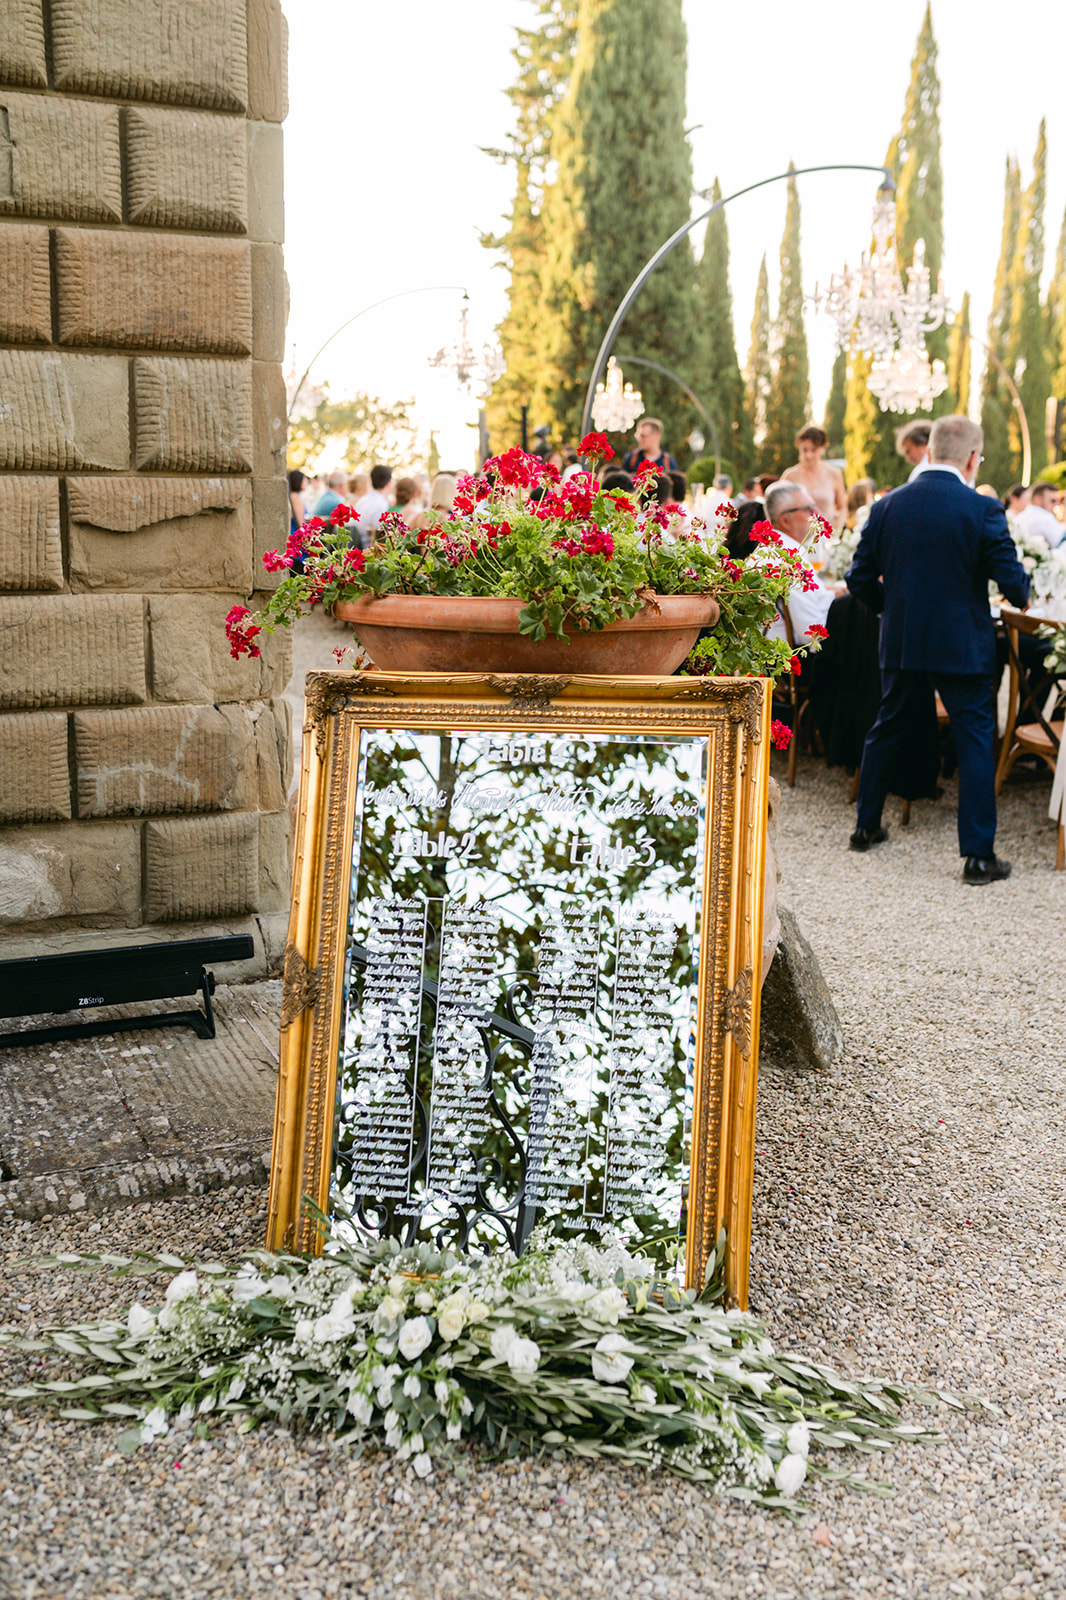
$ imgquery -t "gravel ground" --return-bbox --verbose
[2,754,1065,1600]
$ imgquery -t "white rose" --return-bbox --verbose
[437,1304,466,1343]
[465,1300,489,1323]
[585,1287,627,1325]
[774,1454,808,1497]
[786,1421,810,1459]
[231,1265,267,1304]
[490,1325,518,1361]
[397,1316,433,1361]
[156,1305,178,1331]
[374,1294,405,1330]
[164,1270,198,1304]
[412,1451,433,1479]
[264,1275,292,1299]
[126,1303,155,1339]
[590,1333,634,1384]
[387,1275,409,1299]
[506,1337,540,1377]
[313,1295,356,1344]
[414,1290,435,1312]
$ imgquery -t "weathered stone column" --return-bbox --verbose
[0,0,291,973]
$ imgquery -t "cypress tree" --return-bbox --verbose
[946,292,971,417]
[1006,121,1050,478]
[745,256,772,458]
[693,179,752,478]
[1048,204,1066,404]
[822,346,847,455]
[485,3,578,447]
[862,4,948,485]
[762,167,810,476]
[980,158,1021,490]
[536,0,697,449]
[844,346,879,483]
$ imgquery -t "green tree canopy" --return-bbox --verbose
[822,346,847,457]
[946,292,971,418]
[980,157,1021,490]
[535,0,698,451]
[288,389,420,475]
[1006,121,1050,478]
[761,166,811,477]
[1049,203,1066,404]
[744,255,772,460]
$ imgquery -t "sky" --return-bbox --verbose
[283,0,1066,473]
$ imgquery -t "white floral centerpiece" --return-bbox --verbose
[2,1228,972,1507]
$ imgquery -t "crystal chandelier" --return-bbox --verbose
[429,300,505,395]
[813,185,948,413]
[591,357,644,432]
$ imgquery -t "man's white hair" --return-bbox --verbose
[765,479,804,525]
[929,416,982,469]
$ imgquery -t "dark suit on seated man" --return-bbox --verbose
[845,415,1030,884]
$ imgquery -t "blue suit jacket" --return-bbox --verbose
[845,468,1030,676]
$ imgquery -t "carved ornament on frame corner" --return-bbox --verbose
[676,678,763,745]
[486,673,573,714]
[304,672,398,759]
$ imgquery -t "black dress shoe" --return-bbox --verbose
[962,854,1012,884]
[849,826,889,852]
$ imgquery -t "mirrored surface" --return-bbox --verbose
[331,727,708,1256]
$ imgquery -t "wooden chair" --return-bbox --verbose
[995,606,1065,870]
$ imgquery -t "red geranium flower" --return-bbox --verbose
[578,431,612,463]
[330,502,355,525]
[806,623,828,640]
[770,719,793,750]
[716,501,738,520]
[581,528,615,559]
[789,655,802,677]
[750,520,782,546]
[225,604,262,660]
[633,458,660,480]
[484,448,543,490]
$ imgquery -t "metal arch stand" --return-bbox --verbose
[613,353,722,477]
[580,163,896,443]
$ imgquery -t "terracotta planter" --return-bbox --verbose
[334,594,720,675]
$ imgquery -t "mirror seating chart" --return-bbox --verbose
[267,672,770,1305]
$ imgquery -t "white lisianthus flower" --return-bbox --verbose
[384,1408,400,1431]
[446,1420,462,1442]
[402,1374,421,1399]
[434,1380,450,1407]
[293,1318,314,1343]
[265,1275,292,1299]
[414,1290,435,1312]
[490,1324,518,1361]
[412,1451,433,1479]
[175,1402,196,1428]
[636,1383,656,1405]
[374,1294,405,1330]
[585,1287,627,1325]
[385,1426,402,1449]
[164,1270,199,1304]
[347,1393,372,1425]
[786,1421,810,1459]
[197,1393,216,1415]
[313,1294,356,1344]
[398,1316,433,1361]
[231,1265,267,1304]
[506,1337,540,1376]
[437,1301,467,1343]
[139,1406,169,1443]
[590,1333,634,1384]
[774,1454,808,1497]
[126,1303,155,1340]
[460,1396,474,1417]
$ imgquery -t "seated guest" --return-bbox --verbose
[311,470,350,520]
[354,464,393,544]
[727,501,767,560]
[738,476,761,503]
[600,470,634,494]
[1004,483,1031,517]
[406,473,457,534]
[1015,481,1064,548]
[761,480,842,646]
[847,478,876,526]
[391,476,421,518]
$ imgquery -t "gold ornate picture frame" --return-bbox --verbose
[267,671,770,1308]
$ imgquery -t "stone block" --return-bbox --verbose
[51,0,249,112]
[0,713,71,822]
[249,700,287,811]
[0,352,130,471]
[134,357,252,473]
[0,92,122,222]
[145,813,259,921]
[148,591,290,704]
[0,224,51,343]
[251,242,286,361]
[252,476,289,590]
[0,593,146,709]
[252,360,287,477]
[246,122,284,243]
[56,230,252,356]
[0,476,63,591]
[256,808,290,910]
[73,704,259,818]
[759,907,843,1073]
[1,1,48,87]
[0,821,142,925]
[67,476,252,593]
[124,105,248,233]
[247,0,288,123]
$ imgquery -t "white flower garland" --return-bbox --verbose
[1,1229,973,1507]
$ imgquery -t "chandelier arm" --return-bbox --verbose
[580,164,894,442]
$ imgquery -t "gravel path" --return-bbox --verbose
[2,755,1065,1599]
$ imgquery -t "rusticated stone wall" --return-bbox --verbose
[0,0,292,973]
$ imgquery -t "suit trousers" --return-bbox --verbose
[856,669,998,858]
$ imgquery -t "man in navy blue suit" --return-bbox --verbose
[845,416,1030,884]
